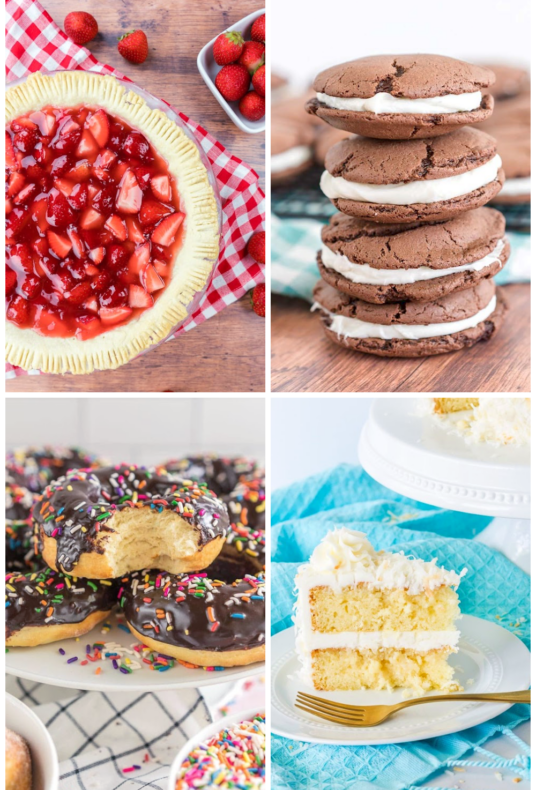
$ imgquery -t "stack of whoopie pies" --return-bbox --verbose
[306,54,510,358]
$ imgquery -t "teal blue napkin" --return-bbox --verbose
[271,464,531,790]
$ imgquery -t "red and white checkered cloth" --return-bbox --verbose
[5,0,265,377]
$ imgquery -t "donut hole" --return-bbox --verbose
[5,729,32,790]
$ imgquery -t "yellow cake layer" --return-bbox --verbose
[433,398,479,414]
[309,586,460,633]
[311,647,458,692]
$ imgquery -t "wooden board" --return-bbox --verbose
[7,0,265,393]
[271,285,530,393]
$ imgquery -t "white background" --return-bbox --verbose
[272,0,530,87]
[6,397,265,467]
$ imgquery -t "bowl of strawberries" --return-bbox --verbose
[197,10,265,134]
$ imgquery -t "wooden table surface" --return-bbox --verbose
[7,0,265,393]
[271,285,530,393]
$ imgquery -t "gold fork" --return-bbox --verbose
[296,689,530,727]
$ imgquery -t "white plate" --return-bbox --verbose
[197,10,266,134]
[271,616,530,745]
[167,707,264,789]
[6,612,264,692]
[358,399,530,517]
[6,693,59,790]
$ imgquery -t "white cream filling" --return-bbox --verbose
[320,154,502,205]
[317,90,482,115]
[271,145,311,174]
[321,238,505,286]
[303,630,460,651]
[500,176,531,196]
[318,294,497,340]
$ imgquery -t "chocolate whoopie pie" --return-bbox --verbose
[491,127,531,204]
[313,278,506,358]
[306,54,495,140]
[483,64,530,101]
[271,118,314,186]
[314,126,351,166]
[318,208,510,303]
[320,128,505,224]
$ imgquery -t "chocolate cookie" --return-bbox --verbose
[321,128,504,224]
[313,278,506,357]
[306,55,495,139]
[272,118,314,186]
[273,90,324,129]
[314,126,352,166]
[489,126,530,205]
[318,208,509,303]
[482,64,530,100]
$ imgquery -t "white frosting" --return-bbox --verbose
[500,177,531,196]
[431,398,531,447]
[302,629,460,651]
[320,154,502,205]
[317,90,482,115]
[271,145,311,174]
[321,238,505,286]
[317,294,496,341]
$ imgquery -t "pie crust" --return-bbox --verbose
[6,71,220,374]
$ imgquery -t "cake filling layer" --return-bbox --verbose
[318,295,496,340]
[302,630,460,651]
[316,90,482,115]
[500,177,531,196]
[321,238,504,285]
[320,154,502,205]
[271,146,311,173]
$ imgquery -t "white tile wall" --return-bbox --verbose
[6,397,265,468]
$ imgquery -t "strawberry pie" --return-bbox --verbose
[6,72,219,374]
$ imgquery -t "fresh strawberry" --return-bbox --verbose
[129,284,154,308]
[250,283,265,317]
[6,295,29,326]
[140,199,173,227]
[5,132,20,171]
[239,91,265,121]
[91,271,111,293]
[151,212,185,246]
[141,263,165,293]
[80,208,105,230]
[150,175,172,202]
[88,247,106,265]
[213,31,244,65]
[100,306,133,325]
[9,243,34,273]
[13,183,37,205]
[86,109,110,147]
[13,126,39,154]
[47,230,72,259]
[65,281,93,305]
[250,14,265,42]
[105,214,127,241]
[215,64,250,102]
[64,11,98,45]
[76,129,100,159]
[252,64,265,97]
[6,207,31,240]
[247,231,265,264]
[50,153,74,178]
[116,170,143,214]
[46,190,76,228]
[7,172,26,197]
[107,244,129,270]
[126,216,145,244]
[29,110,57,137]
[238,41,264,75]
[122,131,153,160]
[91,183,115,213]
[68,182,88,210]
[153,259,168,278]
[67,228,86,259]
[128,242,151,275]
[20,274,42,300]
[6,268,17,296]
[53,118,82,153]
[117,30,148,64]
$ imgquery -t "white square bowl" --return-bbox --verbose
[197,9,265,134]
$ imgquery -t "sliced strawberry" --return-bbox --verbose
[47,230,72,259]
[53,118,82,153]
[12,117,38,132]
[29,110,57,137]
[6,207,31,240]
[139,199,173,227]
[68,182,88,210]
[75,129,99,160]
[6,268,17,296]
[151,175,172,202]
[83,297,99,313]
[7,172,26,197]
[65,281,93,305]
[151,212,185,246]
[112,160,129,182]
[92,166,112,183]
[13,183,37,205]
[5,132,19,171]
[152,242,173,262]
[153,259,169,278]
[9,243,34,273]
[100,306,132,325]
[85,263,100,277]
[20,274,42,299]
[122,131,153,160]
[67,228,86,259]
[134,165,153,192]
[126,216,145,244]
[141,263,165,293]
[104,214,127,241]
[129,284,154,308]
[116,169,143,214]
[89,247,106,264]
[96,148,116,169]
[34,308,68,335]
[46,189,76,229]
[128,241,151,275]
[5,198,12,215]
[107,244,129,270]
[54,178,75,197]
[86,109,110,148]
[33,141,52,166]
[74,313,102,338]
[80,208,105,230]
[91,271,111,293]
[66,160,91,181]
[6,295,29,326]
[13,127,39,154]
[50,153,74,178]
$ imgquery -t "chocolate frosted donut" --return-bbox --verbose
[7,447,103,493]
[34,464,230,578]
[6,567,117,646]
[120,569,265,667]
[162,455,259,496]
[6,473,41,573]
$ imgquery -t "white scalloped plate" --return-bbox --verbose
[358,398,530,517]
[271,617,530,745]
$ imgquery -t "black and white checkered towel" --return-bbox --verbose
[8,677,210,789]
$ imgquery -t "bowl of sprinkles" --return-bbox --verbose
[169,708,265,790]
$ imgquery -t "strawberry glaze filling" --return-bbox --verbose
[6,106,185,340]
